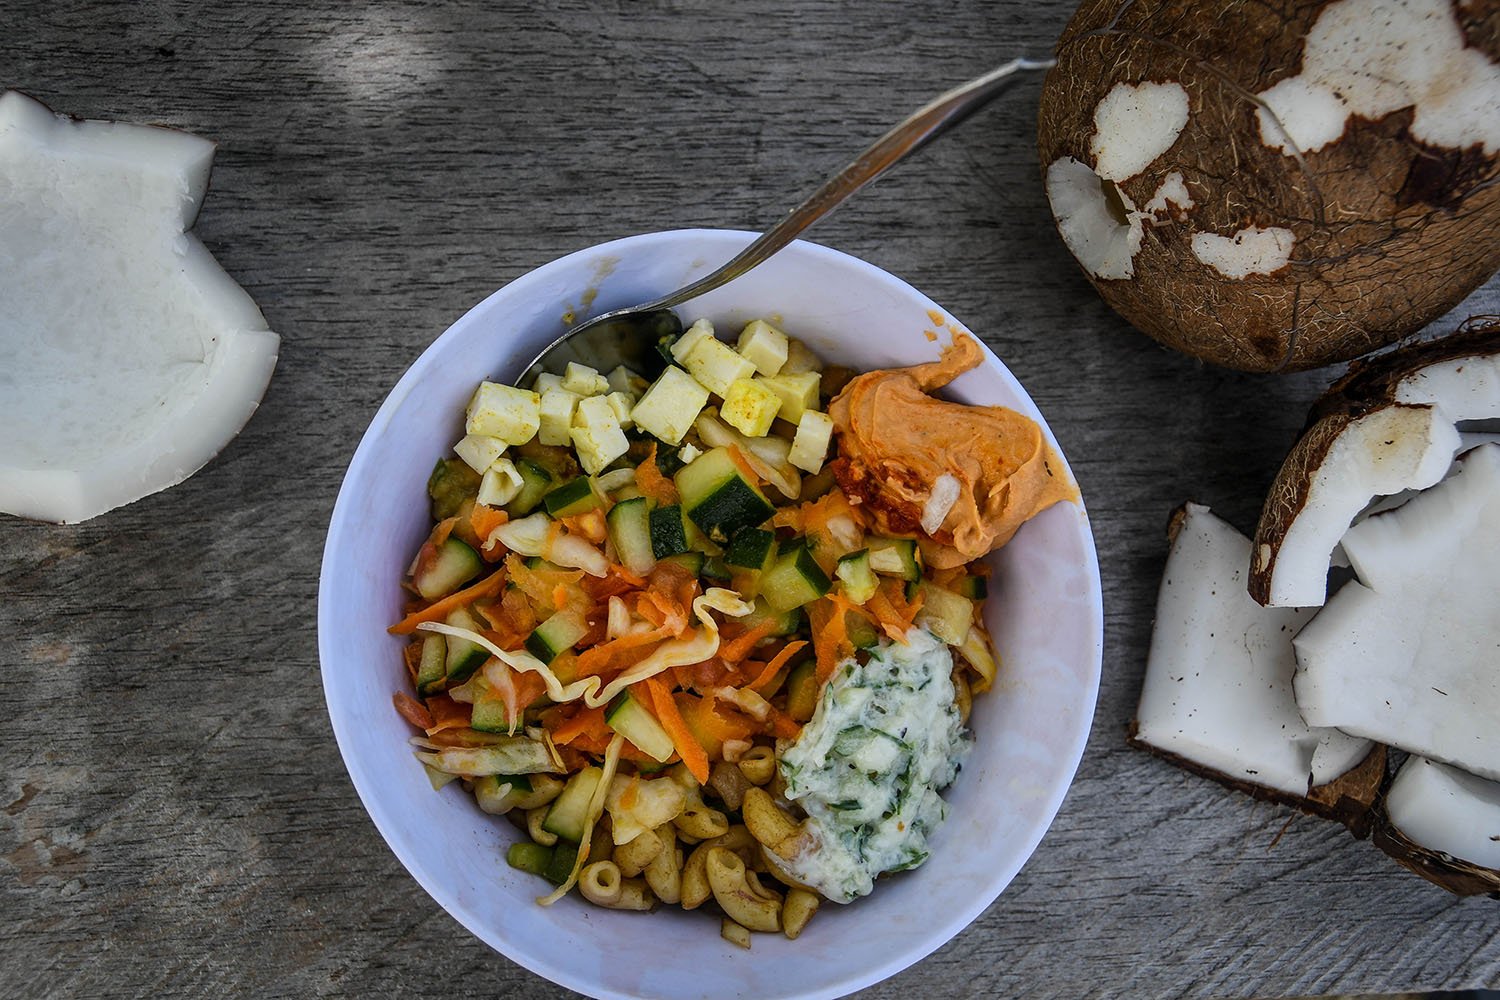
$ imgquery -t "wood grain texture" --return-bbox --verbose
[1,2,1496,998]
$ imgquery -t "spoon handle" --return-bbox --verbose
[635,57,1056,313]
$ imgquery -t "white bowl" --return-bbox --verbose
[319,229,1103,1000]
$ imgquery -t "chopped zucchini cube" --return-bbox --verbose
[756,371,821,424]
[570,394,630,475]
[721,378,783,438]
[606,496,657,575]
[761,544,832,613]
[735,319,789,376]
[543,476,602,517]
[452,433,507,475]
[466,382,541,445]
[724,527,776,571]
[649,504,689,559]
[478,457,525,507]
[682,336,756,397]
[537,388,582,447]
[414,537,482,600]
[915,581,975,645]
[605,691,676,762]
[675,446,775,544]
[868,537,922,580]
[631,365,710,445]
[668,317,716,365]
[508,459,554,516]
[835,548,878,604]
[561,361,609,396]
[789,410,834,473]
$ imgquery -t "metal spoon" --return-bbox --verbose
[522,57,1055,383]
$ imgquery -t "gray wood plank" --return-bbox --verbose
[2,1,1496,998]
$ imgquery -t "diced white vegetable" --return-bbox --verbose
[788,410,834,473]
[562,361,609,396]
[466,382,540,445]
[493,511,550,556]
[571,394,630,475]
[453,433,507,475]
[721,378,782,437]
[606,391,635,429]
[548,531,609,577]
[683,336,757,397]
[736,319,789,376]
[606,774,687,845]
[782,337,823,375]
[678,442,702,464]
[478,457,524,506]
[757,371,821,424]
[669,318,716,364]
[631,365,710,445]
[607,365,647,396]
[533,372,564,394]
[537,388,582,447]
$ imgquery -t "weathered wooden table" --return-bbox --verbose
[3,2,1497,997]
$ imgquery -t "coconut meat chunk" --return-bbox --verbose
[1257,403,1459,607]
[1134,503,1371,797]
[0,91,279,523]
[1293,444,1500,781]
[1384,756,1500,871]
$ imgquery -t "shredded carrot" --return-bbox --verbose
[561,509,607,544]
[646,677,709,783]
[432,516,458,547]
[393,691,434,730]
[575,627,672,678]
[635,444,679,505]
[719,620,777,663]
[763,704,802,740]
[401,641,423,684]
[748,640,807,693]
[469,504,509,552]
[425,695,472,735]
[551,704,610,746]
[726,446,761,485]
[388,566,508,634]
[808,598,851,683]
[551,584,569,613]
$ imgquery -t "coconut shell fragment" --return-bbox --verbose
[1038,0,1500,372]
[1250,318,1500,607]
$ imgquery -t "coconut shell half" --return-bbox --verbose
[1037,0,1500,372]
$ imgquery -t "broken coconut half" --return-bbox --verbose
[1251,320,1500,608]
[1130,503,1383,829]
[1037,0,1500,372]
[0,91,279,524]
[1374,756,1500,897]
[1293,443,1500,783]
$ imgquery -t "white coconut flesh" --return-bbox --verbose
[1293,444,1500,781]
[1253,0,1500,158]
[0,91,279,523]
[1385,756,1500,871]
[1044,80,1193,281]
[1135,503,1371,796]
[1259,353,1500,608]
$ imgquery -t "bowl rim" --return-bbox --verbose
[319,227,1104,1000]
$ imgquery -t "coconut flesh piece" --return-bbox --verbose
[0,91,279,523]
[1383,756,1500,873]
[1293,444,1500,782]
[1251,325,1500,607]
[1132,503,1377,809]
